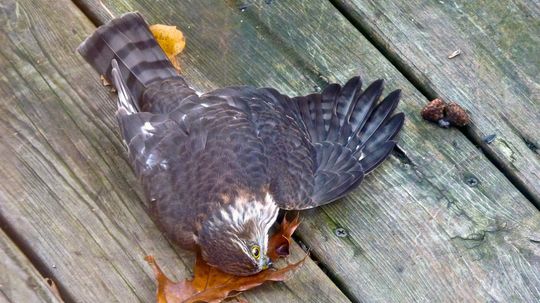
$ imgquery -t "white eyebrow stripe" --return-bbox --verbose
[207,193,280,263]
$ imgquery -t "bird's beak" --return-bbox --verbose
[262,256,272,270]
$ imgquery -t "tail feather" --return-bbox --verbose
[77,12,180,108]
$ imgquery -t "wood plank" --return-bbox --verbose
[0,1,350,302]
[74,0,540,302]
[0,229,61,303]
[333,0,540,204]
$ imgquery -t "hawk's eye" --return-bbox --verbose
[250,245,261,259]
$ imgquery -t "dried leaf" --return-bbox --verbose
[150,24,186,71]
[268,213,301,260]
[146,215,305,303]
[145,256,198,303]
[146,254,305,303]
[99,75,118,93]
[44,277,65,303]
[187,256,305,303]
[100,75,111,87]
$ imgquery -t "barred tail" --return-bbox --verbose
[77,12,181,109]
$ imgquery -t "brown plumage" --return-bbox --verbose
[77,12,404,276]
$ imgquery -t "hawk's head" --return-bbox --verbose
[198,192,279,276]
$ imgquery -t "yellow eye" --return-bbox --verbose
[251,245,261,259]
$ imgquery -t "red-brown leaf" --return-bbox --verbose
[268,213,301,260]
[146,215,305,303]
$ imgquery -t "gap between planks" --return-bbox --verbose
[327,0,540,210]
[0,211,75,303]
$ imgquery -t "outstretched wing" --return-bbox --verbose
[292,77,404,208]
[208,77,404,210]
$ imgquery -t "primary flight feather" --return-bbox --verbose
[78,12,404,276]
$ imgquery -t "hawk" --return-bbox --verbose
[78,12,404,276]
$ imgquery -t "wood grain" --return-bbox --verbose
[74,0,540,301]
[334,0,540,204]
[0,0,350,302]
[0,229,61,303]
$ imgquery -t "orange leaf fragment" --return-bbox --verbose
[268,213,301,260]
[146,215,305,303]
[44,277,65,303]
[145,256,198,303]
[187,255,305,303]
[146,254,305,303]
[150,24,186,71]
[100,75,111,87]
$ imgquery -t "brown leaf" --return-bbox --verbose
[145,256,198,303]
[146,215,305,303]
[268,213,301,260]
[186,256,305,303]
[150,24,186,71]
[100,75,111,87]
[146,254,305,303]
[44,278,65,303]
[99,75,117,92]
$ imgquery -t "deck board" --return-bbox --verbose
[333,0,540,204]
[74,0,540,302]
[0,229,61,303]
[0,0,350,302]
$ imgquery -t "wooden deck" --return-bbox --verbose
[0,0,538,302]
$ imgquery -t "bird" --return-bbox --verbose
[77,12,404,276]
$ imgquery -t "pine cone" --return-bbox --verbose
[446,102,470,126]
[421,98,446,122]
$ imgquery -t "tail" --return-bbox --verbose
[77,12,181,110]
[294,77,404,204]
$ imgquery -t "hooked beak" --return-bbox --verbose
[262,256,273,270]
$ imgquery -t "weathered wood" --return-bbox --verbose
[0,0,350,302]
[75,0,540,301]
[333,0,540,204]
[0,229,61,303]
